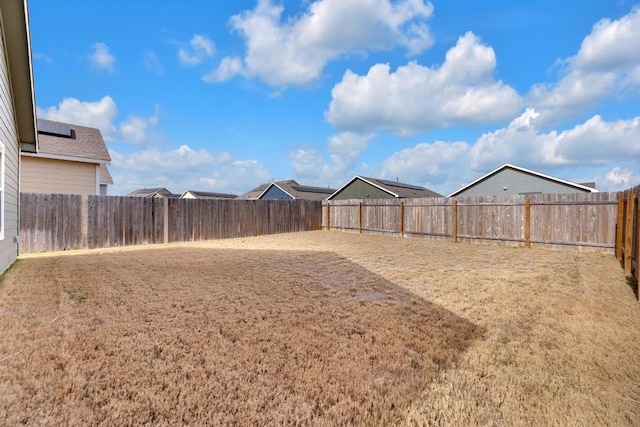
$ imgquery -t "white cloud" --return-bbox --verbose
[574,6,640,72]
[288,148,325,180]
[178,34,215,66]
[596,167,640,191]
[469,109,640,171]
[209,0,434,87]
[528,7,640,125]
[380,141,470,187]
[37,96,158,145]
[110,149,271,196]
[143,50,163,74]
[326,32,522,135]
[90,42,116,73]
[203,57,243,82]
[327,131,376,176]
[287,131,376,186]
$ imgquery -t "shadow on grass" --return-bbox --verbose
[1,248,483,426]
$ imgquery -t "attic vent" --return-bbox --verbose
[36,119,73,138]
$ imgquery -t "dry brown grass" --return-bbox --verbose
[1,231,639,426]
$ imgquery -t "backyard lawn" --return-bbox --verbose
[1,231,639,425]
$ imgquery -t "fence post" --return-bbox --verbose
[326,202,330,231]
[452,200,458,242]
[616,194,624,262]
[81,195,88,249]
[635,187,640,288]
[525,198,531,248]
[358,202,362,234]
[400,201,404,237]
[163,197,169,244]
[624,191,634,278]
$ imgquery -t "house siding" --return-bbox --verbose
[21,156,97,195]
[0,19,21,273]
[456,168,593,197]
[260,185,293,200]
[331,179,392,200]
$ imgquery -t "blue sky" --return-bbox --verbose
[30,0,640,196]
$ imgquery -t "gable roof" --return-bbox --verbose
[238,182,271,199]
[99,164,113,185]
[181,190,238,199]
[34,119,111,163]
[259,179,336,201]
[126,187,178,198]
[327,176,442,200]
[0,0,37,152]
[448,164,599,197]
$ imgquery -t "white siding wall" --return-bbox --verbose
[0,21,21,273]
[21,156,98,195]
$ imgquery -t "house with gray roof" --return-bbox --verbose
[126,187,179,198]
[180,190,238,199]
[255,179,336,201]
[448,164,598,197]
[238,183,270,200]
[327,176,442,200]
[20,119,113,195]
[0,0,39,272]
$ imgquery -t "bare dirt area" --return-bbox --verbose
[1,231,639,426]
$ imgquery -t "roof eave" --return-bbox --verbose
[448,163,599,197]
[327,175,398,200]
[1,0,38,152]
[358,176,399,198]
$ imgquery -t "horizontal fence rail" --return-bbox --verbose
[18,187,640,294]
[19,194,322,254]
[323,192,621,252]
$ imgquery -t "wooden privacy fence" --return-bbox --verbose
[19,194,322,254]
[323,192,621,252]
[616,185,640,283]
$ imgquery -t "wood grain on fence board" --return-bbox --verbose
[20,195,321,254]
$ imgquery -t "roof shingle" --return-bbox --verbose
[36,118,111,162]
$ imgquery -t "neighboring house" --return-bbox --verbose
[0,0,38,272]
[257,179,336,201]
[20,119,112,195]
[238,183,270,200]
[327,176,442,200]
[180,190,238,200]
[99,164,113,195]
[448,164,598,197]
[126,187,179,198]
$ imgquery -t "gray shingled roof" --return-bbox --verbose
[99,164,113,185]
[327,176,441,199]
[265,180,336,201]
[182,190,238,199]
[359,176,442,198]
[36,118,111,162]
[238,182,271,199]
[126,187,179,198]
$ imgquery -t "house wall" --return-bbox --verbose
[456,168,593,197]
[260,186,293,200]
[21,156,97,195]
[330,179,393,200]
[0,20,21,273]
